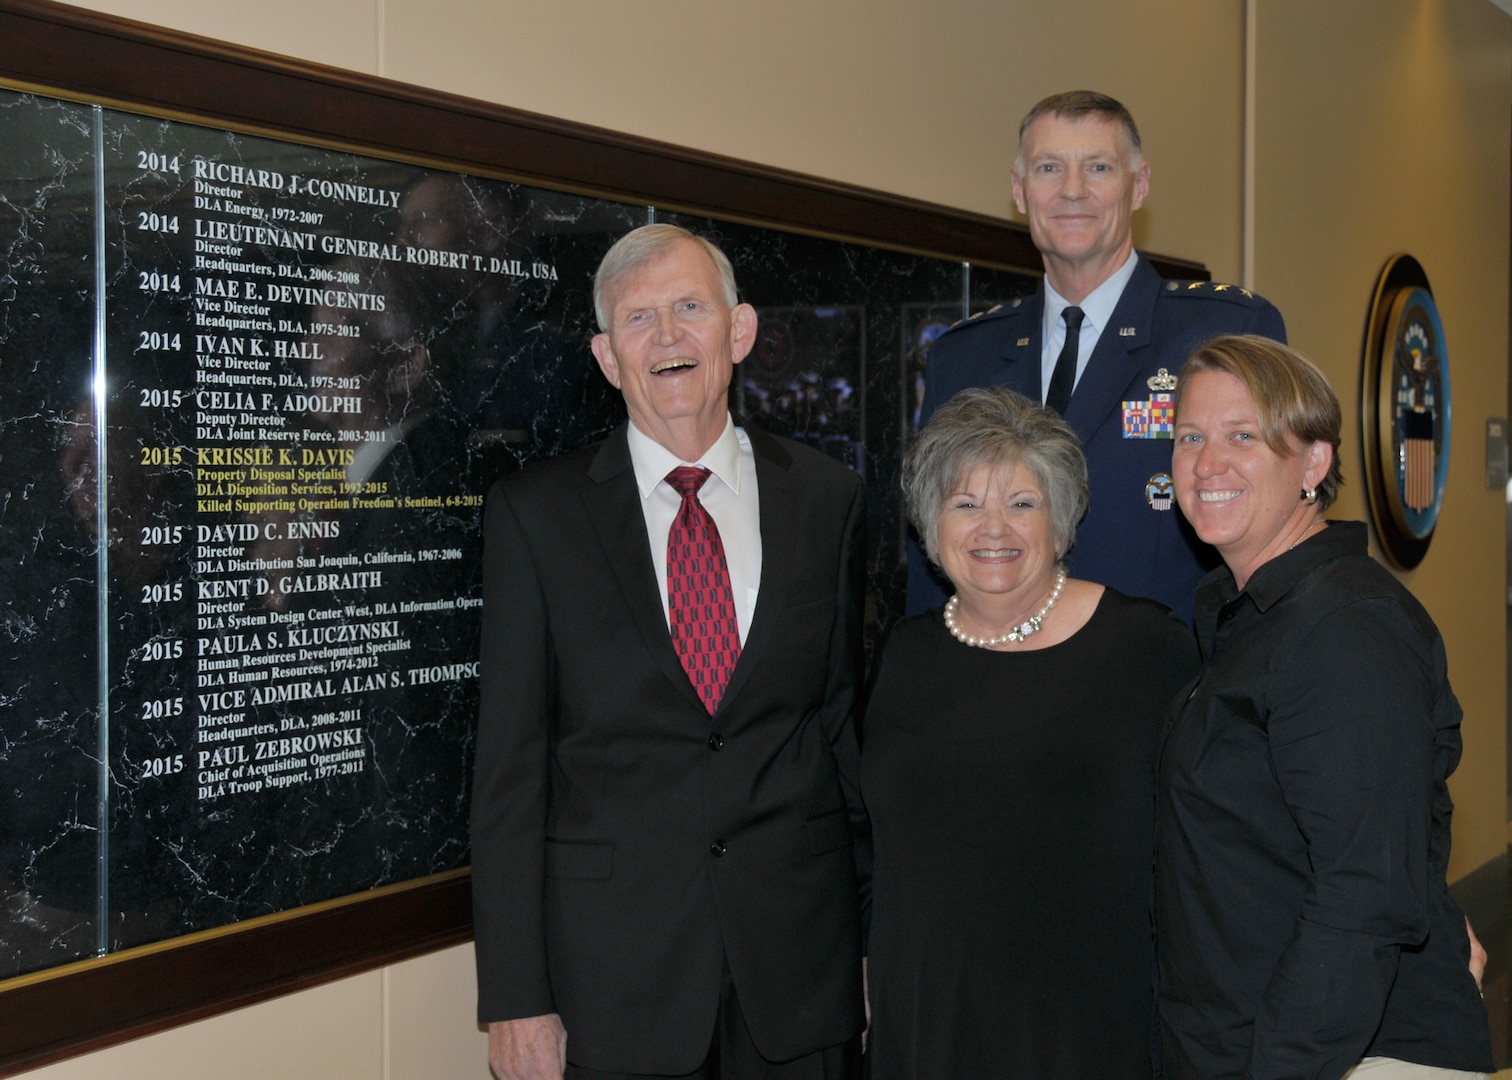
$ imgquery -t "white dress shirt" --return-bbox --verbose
[626,415,761,646]
[1040,249,1140,401]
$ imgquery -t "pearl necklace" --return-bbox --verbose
[944,569,1067,649]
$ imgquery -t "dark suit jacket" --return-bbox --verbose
[471,420,868,1074]
[907,253,1286,623]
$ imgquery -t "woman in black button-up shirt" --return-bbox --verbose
[1157,334,1492,1080]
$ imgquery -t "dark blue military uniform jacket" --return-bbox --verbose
[906,253,1286,624]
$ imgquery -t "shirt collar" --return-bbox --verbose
[626,413,743,499]
[1195,520,1365,633]
[1044,249,1139,335]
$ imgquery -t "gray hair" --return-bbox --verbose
[1015,90,1144,171]
[593,223,740,331]
[903,386,1090,567]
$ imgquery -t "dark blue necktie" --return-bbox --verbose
[1045,305,1084,415]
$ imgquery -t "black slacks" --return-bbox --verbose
[564,959,860,1080]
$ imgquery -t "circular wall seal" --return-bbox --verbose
[1360,254,1451,568]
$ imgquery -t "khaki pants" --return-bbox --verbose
[1342,1057,1488,1080]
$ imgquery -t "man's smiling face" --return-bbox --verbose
[1011,112,1149,295]
[591,237,756,458]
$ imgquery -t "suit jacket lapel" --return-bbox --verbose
[584,426,706,713]
[1063,255,1159,441]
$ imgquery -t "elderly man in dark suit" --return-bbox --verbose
[472,224,868,1080]
[908,90,1287,622]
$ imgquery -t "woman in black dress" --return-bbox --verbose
[862,387,1198,1079]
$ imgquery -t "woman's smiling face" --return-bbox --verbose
[1173,368,1327,587]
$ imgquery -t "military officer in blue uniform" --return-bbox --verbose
[907,91,1286,623]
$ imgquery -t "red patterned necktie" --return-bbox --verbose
[665,466,741,714]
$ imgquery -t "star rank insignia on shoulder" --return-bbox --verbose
[948,301,1006,330]
[1164,279,1257,300]
[947,297,1027,331]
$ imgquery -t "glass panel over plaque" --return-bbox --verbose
[902,266,1041,444]
[1,87,642,974]
[954,262,1044,414]
[965,263,1042,343]
[100,116,639,946]
[660,214,988,634]
[0,93,105,978]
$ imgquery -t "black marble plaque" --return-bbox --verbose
[104,126,645,953]
[0,88,1038,983]
[0,90,645,978]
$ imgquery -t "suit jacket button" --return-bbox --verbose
[707,734,724,751]
[709,840,727,857]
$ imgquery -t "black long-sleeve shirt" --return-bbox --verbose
[1155,521,1492,1080]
